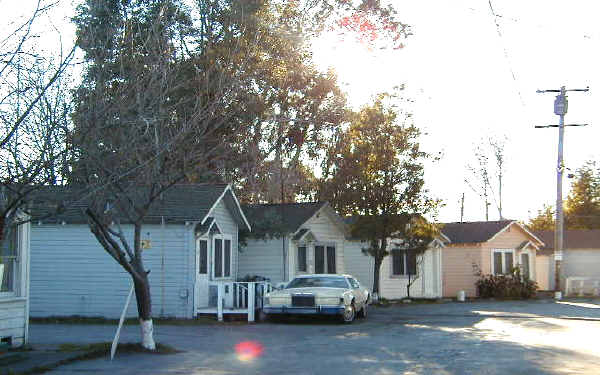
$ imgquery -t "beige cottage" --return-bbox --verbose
[440,220,545,298]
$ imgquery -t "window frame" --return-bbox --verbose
[314,243,336,274]
[390,249,418,277]
[297,244,307,273]
[212,234,233,280]
[491,249,515,275]
[0,223,20,298]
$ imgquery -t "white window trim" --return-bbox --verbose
[313,243,336,274]
[212,234,233,280]
[491,249,515,275]
[196,237,209,276]
[296,244,308,273]
[0,223,20,298]
[390,250,419,279]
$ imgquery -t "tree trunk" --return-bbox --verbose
[373,257,383,296]
[132,223,155,350]
[133,273,155,350]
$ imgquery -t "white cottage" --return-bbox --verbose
[0,215,30,348]
[28,184,253,319]
[239,202,350,285]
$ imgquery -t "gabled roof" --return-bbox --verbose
[241,202,328,234]
[441,220,514,244]
[535,230,600,252]
[441,220,543,247]
[28,184,250,230]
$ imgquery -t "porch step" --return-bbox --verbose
[196,307,252,314]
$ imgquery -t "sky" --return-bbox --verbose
[3,0,600,224]
[313,0,600,224]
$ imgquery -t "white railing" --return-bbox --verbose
[565,277,600,297]
[214,281,272,322]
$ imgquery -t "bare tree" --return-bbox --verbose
[465,135,507,221]
[0,0,75,240]
[70,0,275,349]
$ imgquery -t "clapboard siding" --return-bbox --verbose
[30,223,193,318]
[0,299,26,345]
[343,241,374,291]
[378,247,442,299]
[238,238,285,284]
[442,245,482,298]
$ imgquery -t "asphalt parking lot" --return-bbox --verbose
[29,299,600,374]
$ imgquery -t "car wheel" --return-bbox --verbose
[341,303,355,323]
[357,303,367,319]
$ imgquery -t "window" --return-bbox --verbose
[198,240,207,274]
[492,249,514,275]
[297,246,307,272]
[224,239,231,277]
[348,278,360,289]
[315,246,324,274]
[521,253,530,280]
[213,236,232,279]
[391,249,417,276]
[327,246,336,274]
[1,225,18,295]
[315,245,336,274]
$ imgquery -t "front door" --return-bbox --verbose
[195,238,209,310]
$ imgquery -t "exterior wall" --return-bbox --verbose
[485,225,538,283]
[0,221,30,347]
[238,237,285,284]
[379,247,442,299]
[30,223,194,319]
[343,240,374,291]
[442,244,482,298]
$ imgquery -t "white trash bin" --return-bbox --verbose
[457,290,466,302]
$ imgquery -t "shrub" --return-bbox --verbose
[474,266,538,299]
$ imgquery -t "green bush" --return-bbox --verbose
[475,266,538,299]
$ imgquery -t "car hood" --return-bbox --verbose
[269,287,347,298]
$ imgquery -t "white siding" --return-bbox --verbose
[30,223,194,318]
[238,238,285,284]
[379,247,442,299]
[344,240,374,291]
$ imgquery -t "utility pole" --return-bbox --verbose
[460,193,465,222]
[535,85,589,299]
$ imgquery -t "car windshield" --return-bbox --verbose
[286,277,348,289]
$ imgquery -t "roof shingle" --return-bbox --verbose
[441,220,514,244]
[534,230,600,252]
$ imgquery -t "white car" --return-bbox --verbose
[263,274,370,323]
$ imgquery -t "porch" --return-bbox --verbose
[196,281,272,322]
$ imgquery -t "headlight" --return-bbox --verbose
[316,297,344,305]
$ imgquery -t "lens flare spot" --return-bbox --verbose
[235,341,264,361]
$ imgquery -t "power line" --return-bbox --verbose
[486,0,527,110]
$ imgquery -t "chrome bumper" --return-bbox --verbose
[263,305,345,315]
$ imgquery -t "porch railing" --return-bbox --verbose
[215,281,272,322]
